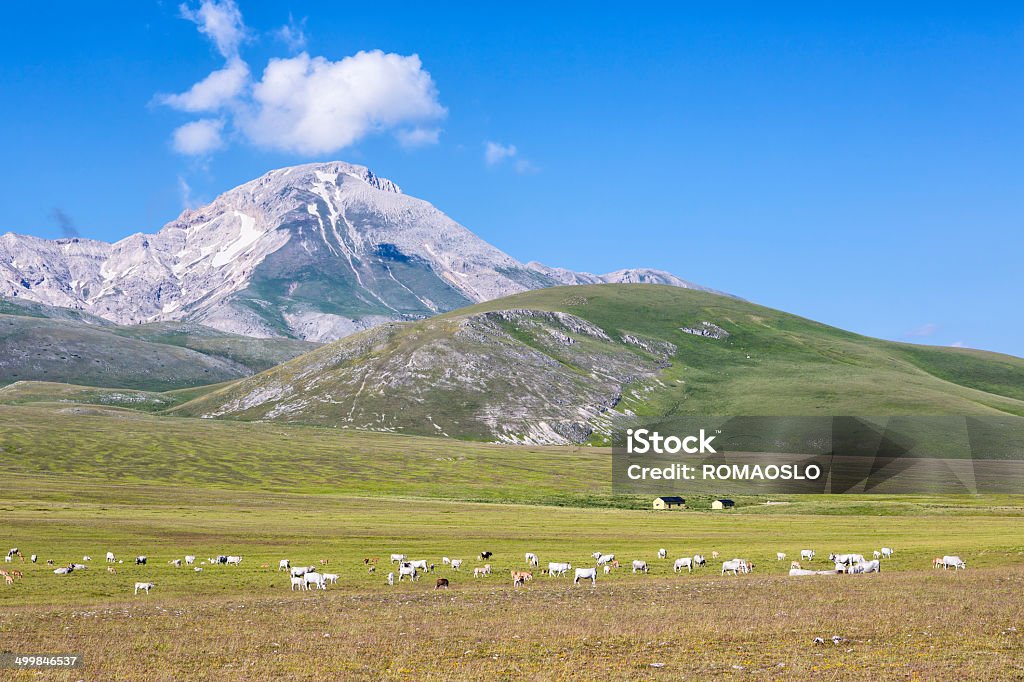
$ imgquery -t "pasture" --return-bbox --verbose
[1,406,1023,678]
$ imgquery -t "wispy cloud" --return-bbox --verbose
[485,141,538,174]
[172,118,225,155]
[160,2,445,156]
[274,14,307,52]
[179,0,247,59]
[905,323,939,338]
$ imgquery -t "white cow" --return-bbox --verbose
[390,554,407,564]
[304,572,326,590]
[800,549,815,561]
[226,556,242,566]
[547,562,571,577]
[450,559,463,571]
[592,552,603,560]
[657,548,667,559]
[185,555,195,566]
[942,555,966,570]
[134,582,155,595]
[873,551,881,559]
[881,547,894,559]
[574,567,597,585]
[674,557,693,573]
[290,566,313,577]
[170,559,181,568]
[279,559,291,571]
[442,557,451,565]
[387,572,395,586]
[322,573,339,585]
[829,553,864,566]
[721,559,744,576]
[776,552,786,561]
[30,554,37,563]
[693,554,706,567]
[632,560,648,574]
[603,565,611,574]
[54,566,73,575]
[851,560,881,574]
[290,576,305,591]
[525,553,539,567]
[82,555,91,562]
[596,554,615,566]
[399,565,418,581]
[106,552,115,563]
[407,559,429,572]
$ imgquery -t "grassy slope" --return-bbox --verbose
[0,303,319,390]
[171,285,1024,440]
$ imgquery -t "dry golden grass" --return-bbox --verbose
[2,568,1021,680]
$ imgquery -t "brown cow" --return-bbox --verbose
[790,561,801,570]
[511,570,533,587]
[435,578,449,590]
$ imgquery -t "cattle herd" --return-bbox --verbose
[0,544,969,594]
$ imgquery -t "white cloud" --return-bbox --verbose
[905,323,939,338]
[396,127,441,148]
[179,0,246,58]
[172,118,225,155]
[485,141,517,165]
[161,5,444,157]
[160,58,249,113]
[275,14,307,52]
[514,158,540,175]
[950,341,967,348]
[240,51,446,155]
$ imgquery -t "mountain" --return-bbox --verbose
[0,161,721,342]
[171,284,1024,445]
[0,298,318,390]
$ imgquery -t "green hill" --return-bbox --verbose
[171,284,1024,443]
[0,299,319,391]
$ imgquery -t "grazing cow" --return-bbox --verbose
[185,555,195,566]
[657,548,667,559]
[70,563,88,571]
[711,551,720,559]
[30,554,37,563]
[305,572,326,590]
[603,565,611,574]
[574,568,597,586]
[399,565,418,582]
[480,551,493,560]
[512,570,533,587]
[319,559,329,566]
[933,557,943,568]
[215,555,228,564]
[390,554,406,564]
[387,572,395,586]
[941,555,966,570]
[632,560,648,574]
[170,559,181,568]
[46,560,54,566]
[135,556,147,565]
[290,566,309,577]
[873,551,881,559]
[107,566,117,574]
[279,559,291,571]
[592,552,603,560]
[226,556,242,566]
[451,559,463,571]
[547,562,571,577]
[442,557,451,565]
[674,557,693,573]
[106,552,115,563]
[83,556,91,562]
[800,550,815,561]
[693,554,706,567]
[8,570,22,579]
[290,576,305,591]
[721,559,744,576]
[525,553,539,567]
[323,573,339,585]
[134,582,155,595]
[777,552,786,561]
[881,547,894,559]
[368,566,376,574]
[408,560,429,572]
[851,560,881,574]
[790,561,802,570]
[3,575,12,585]
[474,567,487,578]
[3,556,9,563]
[596,554,615,566]
[829,553,864,566]
[435,578,449,589]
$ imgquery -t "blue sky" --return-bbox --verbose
[1,2,1022,356]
